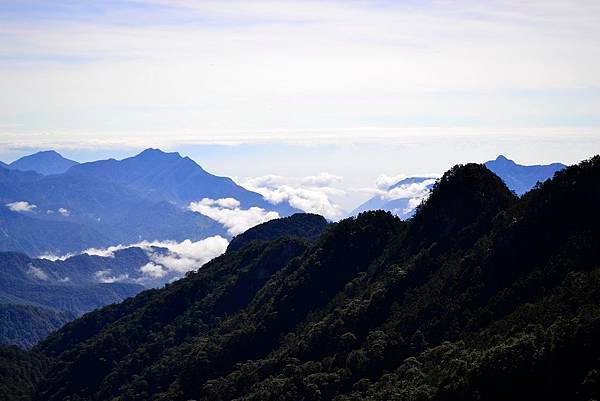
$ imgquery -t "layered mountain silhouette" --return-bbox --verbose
[4,155,597,401]
[8,151,79,176]
[0,213,325,349]
[0,149,298,255]
[0,250,147,348]
[353,155,566,218]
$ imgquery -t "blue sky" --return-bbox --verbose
[1,0,599,211]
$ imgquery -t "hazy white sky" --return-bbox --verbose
[1,0,599,210]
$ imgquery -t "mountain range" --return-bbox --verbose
[0,149,298,256]
[0,250,148,348]
[2,154,598,401]
[352,155,567,218]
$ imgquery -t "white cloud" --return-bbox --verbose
[199,197,241,209]
[2,1,598,150]
[240,174,346,221]
[38,252,75,261]
[404,196,426,215]
[82,236,229,281]
[301,173,343,187]
[375,174,407,190]
[6,201,37,213]
[26,264,48,280]
[355,176,438,218]
[189,198,279,236]
[94,270,129,283]
[58,207,70,216]
[139,262,167,279]
[382,179,437,201]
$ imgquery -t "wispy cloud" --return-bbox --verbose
[1,0,599,149]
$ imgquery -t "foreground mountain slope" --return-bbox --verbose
[14,156,600,401]
[8,151,79,176]
[227,213,329,252]
[0,346,48,401]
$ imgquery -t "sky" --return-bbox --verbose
[1,0,600,211]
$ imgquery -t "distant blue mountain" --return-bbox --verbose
[0,148,299,255]
[67,148,298,213]
[0,164,224,255]
[484,155,566,195]
[9,150,79,175]
[352,156,567,218]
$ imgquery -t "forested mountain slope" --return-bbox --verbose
[6,156,599,401]
[227,213,329,252]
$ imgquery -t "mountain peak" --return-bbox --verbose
[9,150,78,175]
[136,148,182,159]
[409,163,516,245]
[485,155,566,196]
[493,155,516,165]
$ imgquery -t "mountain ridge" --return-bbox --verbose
[14,155,599,401]
[352,155,566,218]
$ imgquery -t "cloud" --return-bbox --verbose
[143,236,229,274]
[301,173,343,187]
[58,207,70,216]
[356,176,438,217]
[240,174,346,221]
[139,262,167,279]
[82,236,229,281]
[199,197,241,209]
[382,179,437,201]
[189,198,279,236]
[375,174,407,190]
[6,201,37,213]
[2,1,598,151]
[94,270,129,283]
[26,264,48,280]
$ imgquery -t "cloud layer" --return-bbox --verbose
[1,0,598,151]
[82,236,229,284]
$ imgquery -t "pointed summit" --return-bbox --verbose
[9,150,79,175]
[67,148,299,215]
[485,155,566,195]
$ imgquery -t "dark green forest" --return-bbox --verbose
[3,156,600,401]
